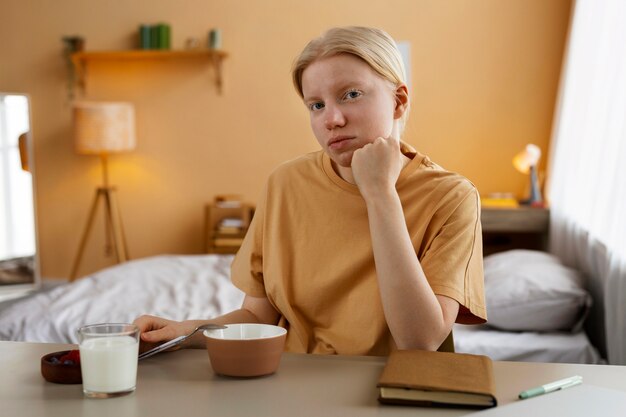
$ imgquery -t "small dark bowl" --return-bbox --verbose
[41,350,82,384]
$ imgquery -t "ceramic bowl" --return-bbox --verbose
[203,323,287,377]
[41,350,82,384]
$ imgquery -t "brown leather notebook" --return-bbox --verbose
[377,349,497,409]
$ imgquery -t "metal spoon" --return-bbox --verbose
[138,323,227,361]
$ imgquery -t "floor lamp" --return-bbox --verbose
[69,102,136,281]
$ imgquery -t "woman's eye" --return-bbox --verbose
[309,102,324,111]
[344,90,362,100]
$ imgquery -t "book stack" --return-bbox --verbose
[139,23,171,50]
[481,192,519,208]
[213,218,246,248]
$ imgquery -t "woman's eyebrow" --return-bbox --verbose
[303,80,367,102]
[303,95,321,105]
[335,80,366,92]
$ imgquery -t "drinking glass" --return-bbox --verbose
[78,323,140,398]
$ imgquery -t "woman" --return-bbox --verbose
[135,26,486,356]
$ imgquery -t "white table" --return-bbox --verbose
[2,341,626,417]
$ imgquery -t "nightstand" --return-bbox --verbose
[481,206,550,256]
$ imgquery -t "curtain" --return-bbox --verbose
[547,0,626,364]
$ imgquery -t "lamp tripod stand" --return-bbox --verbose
[69,154,129,281]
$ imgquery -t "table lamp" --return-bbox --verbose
[69,101,136,280]
[512,143,543,207]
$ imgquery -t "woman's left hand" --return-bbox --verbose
[351,137,404,200]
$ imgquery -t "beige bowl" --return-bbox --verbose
[203,323,287,377]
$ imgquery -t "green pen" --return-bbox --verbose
[518,375,583,400]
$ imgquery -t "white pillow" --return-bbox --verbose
[484,250,591,332]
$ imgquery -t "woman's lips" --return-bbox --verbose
[328,136,355,151]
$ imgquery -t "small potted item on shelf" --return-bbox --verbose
[208,28,222,50]
[185,37,201,50]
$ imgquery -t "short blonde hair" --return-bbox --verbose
[292,26,409,128]
[291,26,406,97]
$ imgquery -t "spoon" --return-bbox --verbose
[138,323,227,361]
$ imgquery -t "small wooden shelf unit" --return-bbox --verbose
[205,202,254,254]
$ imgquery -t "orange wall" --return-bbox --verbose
[1,0,571,278]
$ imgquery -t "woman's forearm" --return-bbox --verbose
[364,189,456,350]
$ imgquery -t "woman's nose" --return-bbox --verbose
[324,105,346,129]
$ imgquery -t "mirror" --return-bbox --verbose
[0,93,39,300]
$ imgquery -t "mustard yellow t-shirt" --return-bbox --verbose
[231,144,486,356]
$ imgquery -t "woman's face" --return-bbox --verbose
[301,53,405,172]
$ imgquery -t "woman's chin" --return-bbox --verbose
[326,152,356,183]
[328,150,354,168]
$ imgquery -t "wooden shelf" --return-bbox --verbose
[69,49,228,95]
[71,49,227,62]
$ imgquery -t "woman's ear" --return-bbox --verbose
[393,84,409,119]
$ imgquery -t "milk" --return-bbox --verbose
[80,335,139,394]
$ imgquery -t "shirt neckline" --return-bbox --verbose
[320,141,425,195]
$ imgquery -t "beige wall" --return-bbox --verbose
[1,0,571,278]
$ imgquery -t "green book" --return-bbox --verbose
[150,25,159,49]
[139,25,151,49]
[157,23,171,49]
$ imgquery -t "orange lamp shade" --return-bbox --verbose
[72,101,136,154]
[512,144,541,174]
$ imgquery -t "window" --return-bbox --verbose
[0,95,35,260]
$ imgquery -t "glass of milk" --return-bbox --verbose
[78,323,140,398]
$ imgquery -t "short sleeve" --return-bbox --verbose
[230,186,267,298]
[420,187,487,324]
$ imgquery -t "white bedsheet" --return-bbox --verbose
[453,324,605,364]
[0,255,245,343]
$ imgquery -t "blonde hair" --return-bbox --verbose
[292,26,409,129]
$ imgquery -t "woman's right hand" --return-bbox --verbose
[133,315,197,353]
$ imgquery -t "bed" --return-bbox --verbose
[0,250,604,364]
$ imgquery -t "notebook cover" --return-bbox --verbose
[377,349,497,408]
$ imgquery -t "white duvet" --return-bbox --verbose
[0,255,245,343]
